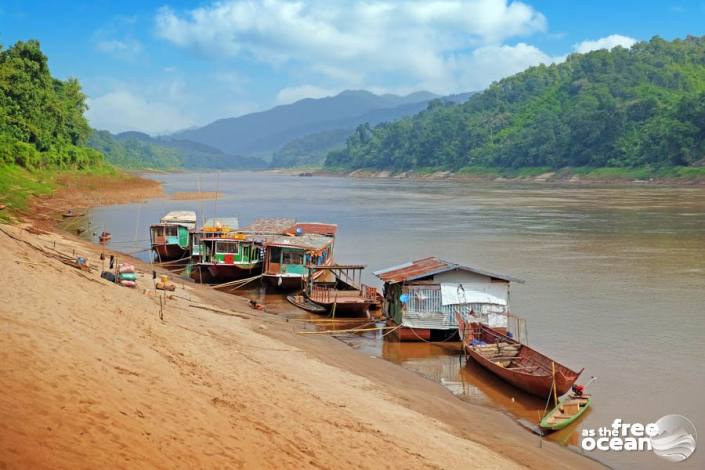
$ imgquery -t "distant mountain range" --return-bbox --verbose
[173,90,473,163]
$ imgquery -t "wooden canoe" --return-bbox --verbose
[540,393,592,431]
[287,294,328,314]
[458,317,582,398]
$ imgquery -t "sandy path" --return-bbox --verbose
[0,224,602,469]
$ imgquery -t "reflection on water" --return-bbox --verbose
[89,172,705,469]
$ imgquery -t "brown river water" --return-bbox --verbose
[89,172,705,469]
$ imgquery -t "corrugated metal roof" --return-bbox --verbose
[373,257,523,284]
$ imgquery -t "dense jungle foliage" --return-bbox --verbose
[0,40,103,169]
[326,36,705,171]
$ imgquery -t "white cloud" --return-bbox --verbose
[93,15,144,61]
[155,0,547,92]
[86,91,195,135]
[276,85,338,104]
[95,39,143,60]
[449,42,558,91]
[574,34,637,54]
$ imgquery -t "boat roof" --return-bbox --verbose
[287,222,337,237]
[373,257,524,284]
[200,217,239,230]
[265,233,334,250]
[240,218,296,234]
[160,210,197,224]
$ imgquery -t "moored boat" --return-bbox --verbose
[262,223,336,290]
[150,211,197,262]
[190,217,240,263]
[302,265,378,317]
[195,233,264,282]
[457,317,583,398]
[540,391,592,431]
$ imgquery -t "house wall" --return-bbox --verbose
[432,270,510,305]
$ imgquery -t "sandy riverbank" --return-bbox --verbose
[1,170,604,469]
[0,222,604,469]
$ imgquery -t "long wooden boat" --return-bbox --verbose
[540,393,592,431]
[190,217,240,263]
[150,211,197,262]
[286,293,328,314]
[262,223,337,291]
[457,317,583,398]
[195,233,264,282]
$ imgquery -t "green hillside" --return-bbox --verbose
[89,130,268,170]
[326,36,705,173]
[89,130,183,169]
[270,128,349,168]
[0,40,108,218]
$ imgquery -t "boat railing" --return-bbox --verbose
[310,283,377,303]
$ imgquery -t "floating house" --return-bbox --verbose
[190,217,240,262]
[262,223,336,290]
[150,211,197,261]
[374,257,524,342]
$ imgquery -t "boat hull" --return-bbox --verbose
[311,299,373,317]
[153,244,188,262]
[540,394,592,431]
[391,326,431,341]
[204,263,262,283]
[459,321,582,398]
[263,275,306,291]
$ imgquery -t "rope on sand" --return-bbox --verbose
[296,324,394,335]
[207,274,263,291]
[154,255,192,266]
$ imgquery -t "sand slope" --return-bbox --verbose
[0,224,601,469]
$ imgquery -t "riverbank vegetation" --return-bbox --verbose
[0,39,113,217]
[326,36,705,175]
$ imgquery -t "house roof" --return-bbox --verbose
[373,257,524,284]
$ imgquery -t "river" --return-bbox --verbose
[89,171,705,469]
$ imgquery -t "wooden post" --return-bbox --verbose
[551,361,558,406]
[159,295,164,320]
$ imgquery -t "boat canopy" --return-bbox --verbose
[160,210,197,227]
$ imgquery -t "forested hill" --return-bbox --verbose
[326,36,705,171]
[88,131,267,170]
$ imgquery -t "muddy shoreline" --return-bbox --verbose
[0,173,604,469]
[267,167,705,186]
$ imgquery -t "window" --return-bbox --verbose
[283,250,304,265]
[269,247,282,262]
[166,226,178,237]
[216,241,239,253]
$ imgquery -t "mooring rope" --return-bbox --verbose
[207,274,263,290]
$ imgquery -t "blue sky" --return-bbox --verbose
[1,1,704,134]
